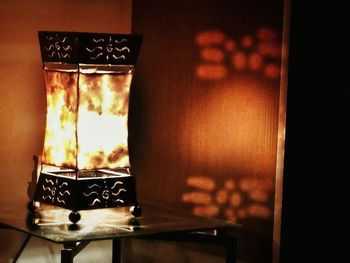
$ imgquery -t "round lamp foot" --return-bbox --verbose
[69,211,81,224]
[130,205,142,217]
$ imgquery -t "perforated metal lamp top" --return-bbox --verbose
[38,31,142,65]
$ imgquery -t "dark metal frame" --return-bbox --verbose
[38,31,142,65]
[33,171,139,217]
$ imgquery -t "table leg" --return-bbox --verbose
[60,241,91,263]
[225,236,237,263]
[61,245,73,263]
[112,239,121,263]
[61,243,76,263]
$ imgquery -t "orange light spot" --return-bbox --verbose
[231,51,247,70]
[229,192,241,208]
[193,205,219,217]
[196,30,225,46]
[225,39,236,52]
[182,192,212,205]
[264,64,280,79]
[247,205,271,219]
[241,35,254,48]
[257,43,281,58]
[248,52,263,71]
[216,190,228,204]
[200,47,225,62]
[186,176,216,191]
[196,64,227,80]
[249,190,269,202]
[224,179,236,190]
[224,208,237,222]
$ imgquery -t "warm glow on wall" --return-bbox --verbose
[131,1,288,261]
[180,77,278,173]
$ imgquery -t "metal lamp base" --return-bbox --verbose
[28,156,141,224]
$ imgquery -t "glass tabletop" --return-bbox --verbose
[0,201,240,244]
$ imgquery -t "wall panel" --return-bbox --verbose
[131,1,288,262]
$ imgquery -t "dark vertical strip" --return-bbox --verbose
[112,239,121,263]
[226,236,237,263]
[61,247,73,263]
[75,66,80,175]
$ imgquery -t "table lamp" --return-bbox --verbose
[28,31,142,224]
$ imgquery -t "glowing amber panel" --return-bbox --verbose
[41,70,78,168]
[77,73,132,170]
[41,69,132,170]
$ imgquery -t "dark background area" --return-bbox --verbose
[280,1,348,262]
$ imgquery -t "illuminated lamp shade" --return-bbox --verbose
[28,31,142,223]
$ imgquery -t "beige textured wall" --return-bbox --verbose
[0,0,131,206]
[0,0,131,260]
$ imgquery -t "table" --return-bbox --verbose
[0,201,240,263]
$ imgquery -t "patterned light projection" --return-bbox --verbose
[181,27,281,223]
[183,176,273,222]
[195,28,281,80]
